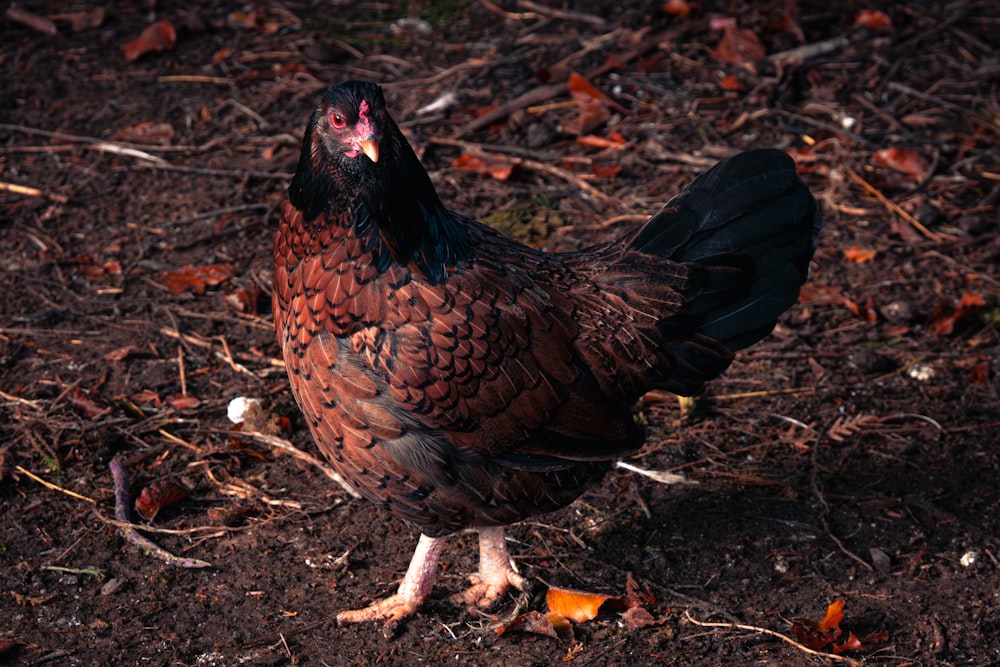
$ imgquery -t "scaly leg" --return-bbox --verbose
[451,526,526,608]
[337,532,446,625]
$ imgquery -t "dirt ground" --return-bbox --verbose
[2,1,997,665]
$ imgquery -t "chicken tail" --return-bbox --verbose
[629,149,822,394]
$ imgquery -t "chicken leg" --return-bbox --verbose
[336,527,524,625]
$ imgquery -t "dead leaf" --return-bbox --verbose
[843,246,877,263]
[854,9,894,31]
[104,345,139,362]
[713,26,766,66]
[166,394,201,410]
[567,72,617,107]
[159,263,234,295]
[113,122,175,145]
[134,479,189,522]
[131,389,162,407]
[496,610,562,639]
[931,291,986,335]
[833,631,863,654]
[452,153,515,181]
[662,0,690,16]
[621,605,656,631]
[790,599,845,650]
[872,147,929,182]
[122,20,177,62]
[69,387,109,420]
[546,586,615,623]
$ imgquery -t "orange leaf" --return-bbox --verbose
[662,0,690,16]
[567,72,616,107]
[718,74,747,92]
[843,246,877,263]
[817,599,845,633]
[122,20,176,62]
[452,153,514,181]
[854,9,894,31]
[833,631,863,654]
[159,263,234,295]
[592,164,621,179]
[576,134,627,149]
[872,147,929,181]
[104,345,139,362]
[546,586,613,623]
[958,291,985,308]
[713,26,766,66]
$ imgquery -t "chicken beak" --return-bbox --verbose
[358,138,379,163]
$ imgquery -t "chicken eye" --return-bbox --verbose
[330,112,346,128]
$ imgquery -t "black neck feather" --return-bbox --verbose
[288,114,472,284]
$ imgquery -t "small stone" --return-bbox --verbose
[100,577,123,596]
[869,547,891,573]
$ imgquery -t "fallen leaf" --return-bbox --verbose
[931,291,986,335]
[713,26,766,66]
[546,586,614,623]
[843,246,877,263]
[122,20,177,62]
[166,394,201,410]
[967,360,989,385]
[833,631,863,654]
[113,122,175,145]
[662,0,690,16]
[854,9,894,31]
[105,345,139,362]
[567,72,617,107]
[69,387,109,420]
[622,605,656,631]
[131,389,162,407]
[134,479,189,522]
[159,263,234,295]
[718,74,747,91]
[817,599,845,633]
[591,164,621,179]
[790,599,845,650]
[452,153,515,181]
[872,147,929,182]
[496,610,560,638]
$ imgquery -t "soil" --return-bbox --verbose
[1,1,997,665]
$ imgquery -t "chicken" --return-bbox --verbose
[272,80,822,625]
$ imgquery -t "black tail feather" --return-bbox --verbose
[632,149,822,394]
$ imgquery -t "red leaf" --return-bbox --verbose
[713,26,766,66]
[166,394,201,410]
[854,10,894,31]
[159,263,234,295]
[69,387,108,420]
[872,147,929,182]
[718,74,747,92]
[567,72,616,106]
[122,20,176,62]
[967,361,989,385]
[497,610,562,639]
[622,606,656,631]
[134,479,189,522]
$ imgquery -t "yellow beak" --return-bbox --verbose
[359,139,379,163]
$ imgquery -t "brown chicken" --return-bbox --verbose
[273,80,821,625]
